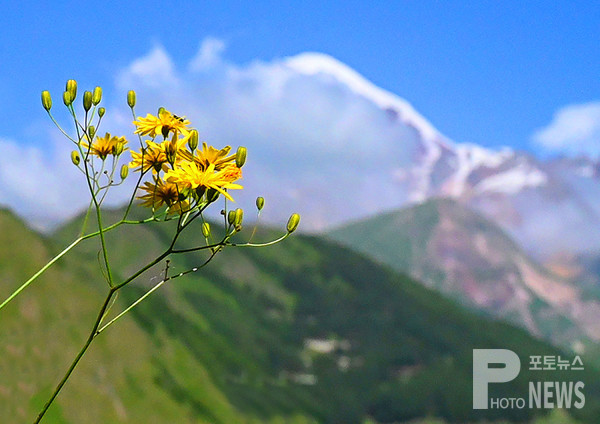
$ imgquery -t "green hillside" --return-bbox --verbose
[327,198,597,348]
[1,206,598,423]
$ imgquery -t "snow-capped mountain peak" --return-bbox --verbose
[284,52,600,258]
[285,52,442,144]
[284,52,533,200]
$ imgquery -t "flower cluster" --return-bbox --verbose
[27,81,300,424]
[129,109,244,214]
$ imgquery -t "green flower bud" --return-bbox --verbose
[120,164,129,180]
[83,91,93,112]
[286,213,300,233]
[235,146,247,168]
[234,208,244,227]
[227,210,236,226]
[92,86,102,105]
[256,196,265,211]
[202,222,211,238]
[157,106,165,115]
[41,91,52,111]
[88,125,96,139]
[127,90,136,108]
[165,139,178,165]
[65,79,77,101]
[98,107,106,118]
[63,91,73,107]
[188,129,199,151]
[113,137,126,156]
[71,150,80,166]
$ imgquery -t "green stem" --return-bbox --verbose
[78,125,114,288]
[79,199,94,237]
[97,279,167,334]
[34,289,116,423]
[97,248,220,335]
[113,250,172,291]
[0,218,154,312]
[34,247,171,422]
[0,237,83,311]
[228,232,290,248]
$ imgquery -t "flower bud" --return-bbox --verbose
[127,90,136,108]
[188,129,199,151]
[227,210,236,226]
[98,107,106,118]
[113,136,126,156]
[83,91,93,112]
[202,222,211,238]
[120,164,129,180]
[286,213,300,233]
[165,139,178,165]
[88,125,96,139]
[63,91,73,106]
[41,90,52,111]
[92,86,102,105]
[256,196,265,211]
[157,107,166,115]
[234,208,244,227]
[71,150,81,166]
[235,146,247,168]
[65,79,77,101]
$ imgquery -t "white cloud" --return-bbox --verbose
[2,39,424,232]
[0,133,129,231]
[532,102,600,157]
[117,45,179,90]
[189,37,226,72]
[112,40,421,231]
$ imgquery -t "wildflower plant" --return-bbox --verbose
[1,80,300,423]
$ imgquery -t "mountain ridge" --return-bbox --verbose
[328,198,600,349]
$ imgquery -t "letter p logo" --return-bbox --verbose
[473,349,520,409]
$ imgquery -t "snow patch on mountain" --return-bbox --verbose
[445,144,514,197]
[474,162,548,195]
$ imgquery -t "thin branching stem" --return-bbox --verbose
[97,247,219,335]
[34,289,115,423]
[0,217,154,312]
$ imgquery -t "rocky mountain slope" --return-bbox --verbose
[328,198,600,349]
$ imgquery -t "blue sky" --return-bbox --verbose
[1,1,600,229]
[3,1,599,152]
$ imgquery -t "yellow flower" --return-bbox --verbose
[165,163,242,201]
[180,142,236,171]
[130,134,191,173]
[80,133,128,160]
[133,110,191,139]
[130,141,168,173]
[138,178,190,214]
